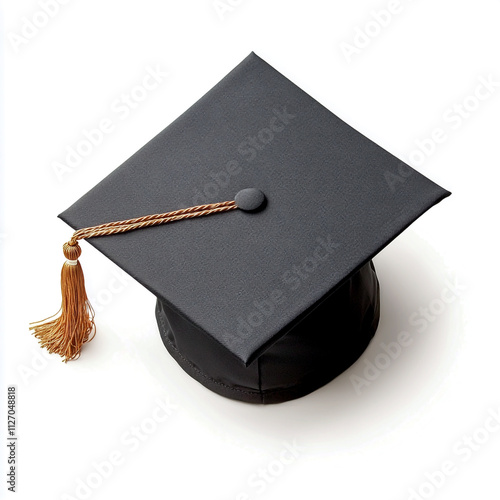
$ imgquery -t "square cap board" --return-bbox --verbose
[58,53,451,403]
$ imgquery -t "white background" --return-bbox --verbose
[2,1,500,499]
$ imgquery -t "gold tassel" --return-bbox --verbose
[30,241,95,362]
[30,199,239,361]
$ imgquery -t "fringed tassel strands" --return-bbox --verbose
[29,242,95,362]
[30,200,238,362]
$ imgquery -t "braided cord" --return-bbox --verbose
[69,200,237,245]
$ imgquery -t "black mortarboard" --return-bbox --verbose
[31,53,450,404]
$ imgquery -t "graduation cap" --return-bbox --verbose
[31,53,450,404]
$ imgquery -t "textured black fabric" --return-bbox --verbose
[157,261,379,404]
[58,52,450,402]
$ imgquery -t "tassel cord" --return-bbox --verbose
[30,200,238,362]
